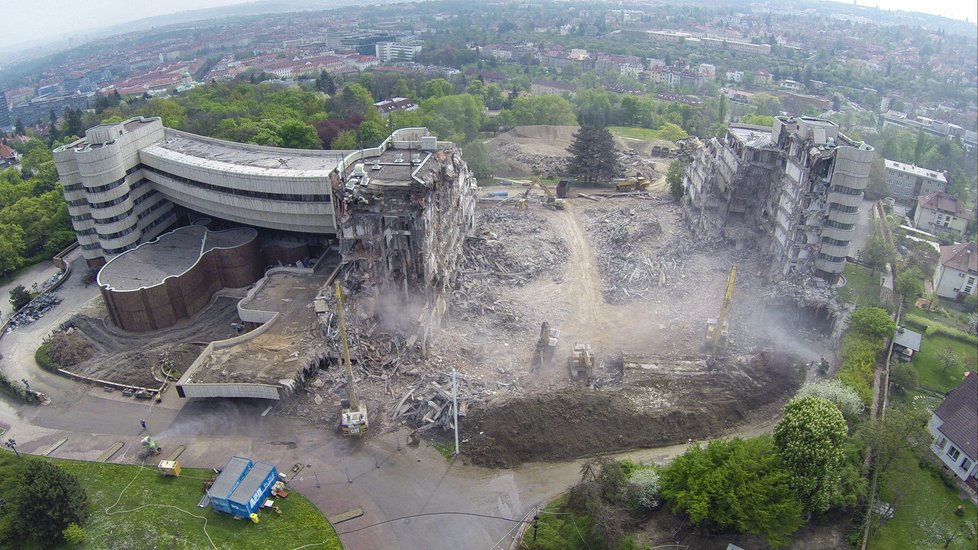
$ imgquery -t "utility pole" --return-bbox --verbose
[452,368,459,456]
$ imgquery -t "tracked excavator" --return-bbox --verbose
[335,280,368,436]
[518,179,566,210]
[704,265,737,359]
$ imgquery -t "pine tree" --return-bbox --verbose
[566,124,621,184]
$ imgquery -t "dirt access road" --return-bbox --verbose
[448,189,816,466]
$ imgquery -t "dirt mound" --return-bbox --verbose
[461,351,804,467]
[486,125,631,177]
[56,296,241,387]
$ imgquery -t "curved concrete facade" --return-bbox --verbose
[55,117,340,265]
[98,226,263,332]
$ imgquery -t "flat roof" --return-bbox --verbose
[728,125,775,148]
[209,456,252,498]
[340,147,435,187]
[229,461,275,505]
[187,270,327,385]
[98,226,257,291]
[884,159,946,182]
[146,128,352,175]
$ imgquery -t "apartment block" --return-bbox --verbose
[683,116,874,281]
[884,159,947,201]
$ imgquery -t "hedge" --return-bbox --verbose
[902,314,978,346]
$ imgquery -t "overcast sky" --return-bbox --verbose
[3,0,976,51]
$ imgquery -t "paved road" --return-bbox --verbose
[0,248,776,550]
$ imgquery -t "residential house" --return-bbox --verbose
[928,373,978,483]
[529,80,577,96]
[886,160,947,202]
[373,97,418,116]
[0,142,18,167]
[933,241,978,301]
[913,192,971,235]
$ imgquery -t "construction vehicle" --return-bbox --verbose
[335,280,368,436]
[531,321,560,369]
[615,176,651,193]
[704,265,737,358]
[521,179,566,210]
[568,343,594,383]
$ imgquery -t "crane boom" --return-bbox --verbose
[335,280,358,411]
[711,265,737,358]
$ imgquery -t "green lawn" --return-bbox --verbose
[914,335,977,394]
[837,263,881,306]
[0,455,341,550]
[873,448,977,549]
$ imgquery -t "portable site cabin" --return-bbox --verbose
[207,456,279,518]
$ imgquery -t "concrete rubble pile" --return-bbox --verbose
[492,142,568,176]
[459,209,567,286]
[7,293,63,329]
[584,207,689,303]
[390,372,486,433]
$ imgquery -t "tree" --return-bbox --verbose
[566,124,621,184]
[15,118,25,136]
[796,380,863,420]
[667,160,686,199]
[276,119,321,149]
[939,347,964,372]
[315,70,336,95]
[502,95,576,127]
[895,267,924,306]
[423,78,454,99]
[9,284,32,311]
[774,396,848,514]
[0,223,26,275]
[859,406,927,474]
[849,307,896,339]
[461,140,492,180]
[14,459,89,547]
[655,122,688,142]
[660,437,804,547]
[327,83,374,119]
[861,234,894,271]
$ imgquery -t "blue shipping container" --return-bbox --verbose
[227,461,278,517]
[207,457,253,515]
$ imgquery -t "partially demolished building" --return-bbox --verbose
[683,116,873,282]
[331,130,478,315]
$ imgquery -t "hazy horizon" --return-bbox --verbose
[2,0,976,58]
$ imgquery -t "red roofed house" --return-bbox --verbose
[0,142,18,168]
[928,373,978,483]
[933,241,978,300]
[913,191,971,235]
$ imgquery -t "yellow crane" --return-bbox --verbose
[705,265,737,358]
[335,280,368,436]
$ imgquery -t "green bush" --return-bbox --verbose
[63,522,86,546]
[34,341,60,372]
[0,371,29,402]
[838,332,881,405]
